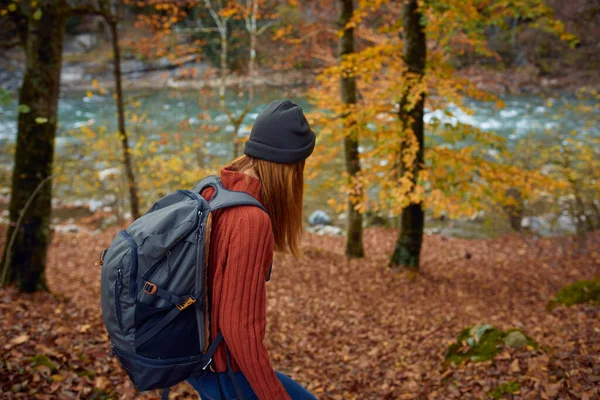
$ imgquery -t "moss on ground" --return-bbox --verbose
[77,369,96,379]
[445,325,537,365]
[548,277,600,309]
[30,354,58,373]
[89,388,115,400]
[488,381,521,399]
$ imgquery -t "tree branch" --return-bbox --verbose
[1,175,54,286]
[295,28,338,43]
[203,0,225,32]
[257,21,274,35]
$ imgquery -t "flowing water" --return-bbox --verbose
[1,88,595,148]
[0,87,597,237]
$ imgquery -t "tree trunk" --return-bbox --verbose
[232,116,243,159]
[218,25,239,158]
[390,0,426,271]
[338,0,364,258]
[248,0,257,103]
[219,27,228,106]
[504,188,523,231]
[109,19,140,220]
[0,3,68,291]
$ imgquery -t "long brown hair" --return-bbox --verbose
[226,155,305,257]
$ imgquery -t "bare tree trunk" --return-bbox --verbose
[204,0,247,159]
[217,23,238,157]
[1,3,68,291]
[247,0,257,103]
[219,28,228,106]
[231,113,245,159]
[390,0,426,271]
[109,18,140,220]
[338,0,364,258]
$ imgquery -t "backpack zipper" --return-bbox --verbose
[165,251,172,275]
[196,211,204,242]
[115,267,123,330]
[196,210,206,352]
[143,253,169,281]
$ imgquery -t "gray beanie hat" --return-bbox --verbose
[243,100,316,164]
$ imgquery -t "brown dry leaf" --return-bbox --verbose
[509,359,521,374]
[1,227,599,399]
[520,390,540,400]
[48,382,61,393]
[94,376,110,390]
[545,382,562,397]
[10,334,29,345]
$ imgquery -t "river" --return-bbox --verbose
[0,87,597,237]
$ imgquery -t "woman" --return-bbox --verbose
[188,100,317,400]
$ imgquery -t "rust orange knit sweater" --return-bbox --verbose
[201,167,291,400]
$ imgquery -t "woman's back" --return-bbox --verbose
[200,167,288,399]
[188,99,316,400]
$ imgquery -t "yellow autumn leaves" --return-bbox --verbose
[305,0,586,222]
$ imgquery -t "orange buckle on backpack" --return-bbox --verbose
[95,248,108,266]
[143,282,157,295]
[176,297,196,311]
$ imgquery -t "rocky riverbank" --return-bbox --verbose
[0,45,313,92]
[1,43,597,95]
[460,65,600,96]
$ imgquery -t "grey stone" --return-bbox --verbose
[308,210,331,226]
[521,216,551,236]
[54,224,81,233]
[556,214,576,234]
[504,331,528,349]
[306,224,343,236]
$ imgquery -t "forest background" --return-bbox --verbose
[0,0,599,399]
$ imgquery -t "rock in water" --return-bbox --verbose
[317,225,343,236]
[306,224,344,236]
[308,210,331,226]
[504,331,528,349]
[521,216,551,236]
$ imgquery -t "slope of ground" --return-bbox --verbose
[1,227,599,399]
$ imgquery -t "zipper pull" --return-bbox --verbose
[197,211,204,242]
[166,251,172,275]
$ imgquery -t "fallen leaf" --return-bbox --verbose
[94,376,110,390]
[10,334,29,345]
[509,359,521,373]
[545,382,562,397]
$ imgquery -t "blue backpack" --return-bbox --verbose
[99,176,268,399]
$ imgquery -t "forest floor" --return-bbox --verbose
[1,226,599,399]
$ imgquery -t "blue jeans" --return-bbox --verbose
[188,371,317,400]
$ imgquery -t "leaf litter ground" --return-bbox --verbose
[1,226,599,399]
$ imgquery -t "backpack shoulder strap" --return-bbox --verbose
[193,175,220,195]
[192,176,268,215]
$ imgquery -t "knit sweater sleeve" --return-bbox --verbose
[218,206,291,400]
